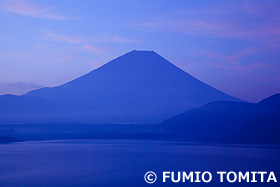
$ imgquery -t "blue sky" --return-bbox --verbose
[0,0,280,102]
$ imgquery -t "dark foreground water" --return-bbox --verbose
[0,140,280,187]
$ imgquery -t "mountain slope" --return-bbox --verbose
[162,93,280,143]
[2,50,240,123]
[0,136,21,143]
[0,94,57,123]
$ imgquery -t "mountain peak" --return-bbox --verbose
[129,50,156,54]
[105,50,170,69]
[119,50,160,60]
[22,50,240,123]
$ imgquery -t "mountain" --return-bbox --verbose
[0,94,57,123]
[162,93,280,144]
[0,136,21,143]
[0,50,240,123]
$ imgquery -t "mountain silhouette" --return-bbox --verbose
[0,94,57,123]
[0,50,240,123]
[163,93,280,143]
[0,135,21,143]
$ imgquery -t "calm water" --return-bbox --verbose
[0,140,280,187]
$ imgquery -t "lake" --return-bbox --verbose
[0,140,280,186]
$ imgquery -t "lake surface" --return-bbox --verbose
[0,140,280,187]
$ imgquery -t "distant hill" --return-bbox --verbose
[0,136,21,143]
[0,94,57,123]
[0,50,240,123]
[163,93,280,144]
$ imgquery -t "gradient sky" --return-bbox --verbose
[1,0,280,102]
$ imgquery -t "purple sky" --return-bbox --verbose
[0,0,280,102]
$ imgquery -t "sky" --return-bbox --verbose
[0,0,280,102]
